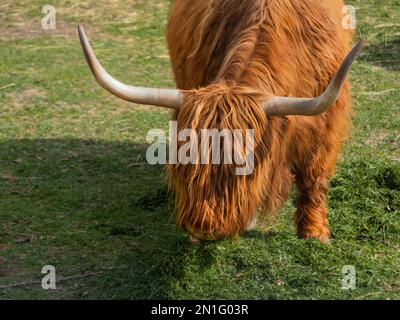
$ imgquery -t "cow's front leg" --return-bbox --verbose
[295,177,331,243]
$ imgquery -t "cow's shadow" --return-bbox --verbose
[0,138,219,299]
[360,37,400,72]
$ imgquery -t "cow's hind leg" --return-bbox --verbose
[293,127,344,243]
[295,175,331,243]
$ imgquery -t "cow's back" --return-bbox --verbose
[167,0,351,97]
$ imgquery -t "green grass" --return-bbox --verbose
[0,0,399,299]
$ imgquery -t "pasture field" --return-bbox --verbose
[0,0,399,299]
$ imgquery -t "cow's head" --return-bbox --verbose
[78,26,364,240]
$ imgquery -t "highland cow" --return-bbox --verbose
[78,0,365,243]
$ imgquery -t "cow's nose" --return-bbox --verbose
[189,234,201,244]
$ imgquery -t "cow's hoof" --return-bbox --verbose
[318,235,332,244]
[245,216,257,231]
[298,230,332,244]
[189,234,201,244]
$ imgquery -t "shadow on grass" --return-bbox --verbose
[361,37,400,71]
[3,140,399,299]
[241,229,281,241]
[0,138,215,299]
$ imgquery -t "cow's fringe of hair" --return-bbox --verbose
[168,82,271,240]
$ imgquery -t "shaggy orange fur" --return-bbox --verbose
[167,0,353,241]
[169,83,271,240]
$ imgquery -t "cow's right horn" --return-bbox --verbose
[78,25,184,109]
[263,40,365,117]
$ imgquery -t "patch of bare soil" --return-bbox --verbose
[1,20,101,41]
[3,87,48,112]
[366,132,390,147]
[0,0,157,41]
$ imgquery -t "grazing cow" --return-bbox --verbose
[78,0,364,243]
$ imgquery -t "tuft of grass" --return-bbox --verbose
[0,0,399,299]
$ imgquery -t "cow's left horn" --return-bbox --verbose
[263,40,365,116]
[78,25,183,109]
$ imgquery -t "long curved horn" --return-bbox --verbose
[263,40,365,116]
[78,25,183,109]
